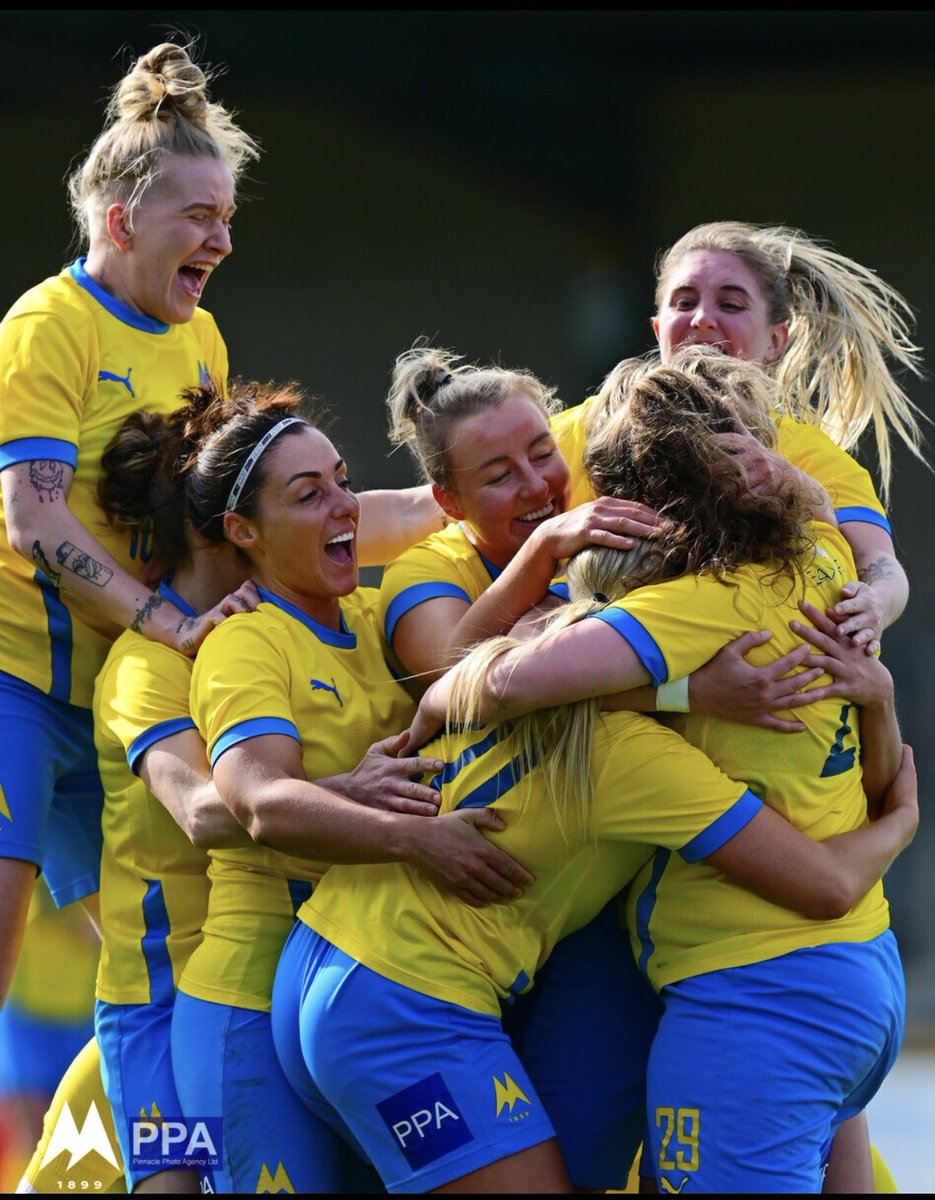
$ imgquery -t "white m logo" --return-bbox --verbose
[40,1101,120,1170]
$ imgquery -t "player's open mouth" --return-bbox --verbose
[178,263,214,299]
[324,530,355,564]
[516,501,556,524]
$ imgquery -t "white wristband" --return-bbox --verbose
[656,675,691,713]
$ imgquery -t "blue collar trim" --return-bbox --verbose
[69,258,171,334]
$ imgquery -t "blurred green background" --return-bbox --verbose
[3,11,933,1037]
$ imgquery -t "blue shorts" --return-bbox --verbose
[272,921,558,1194]
[504,895,661,1188]
[171,990,376,1193]
[95,1001,187,1190]
[0,1000,94,1096]
[646,932,905,1193]
[0,670,102,905]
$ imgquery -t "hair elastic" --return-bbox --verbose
[591,591,609,604]
[226,417,303,512]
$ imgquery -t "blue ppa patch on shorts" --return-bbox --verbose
[377,1073,474,1170]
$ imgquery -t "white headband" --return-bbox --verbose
[225,417,303,512]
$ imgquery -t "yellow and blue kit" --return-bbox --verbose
[0,259,227,707]
[173,584,413,1193]
[0,260,226,903]
[380,522,501,655]
[552,397,890,531]
[586,523,903,1191]
[91,581,209,1190]
[271,709,761,1193]
[94,582,209,1009]
[379,521,569,681]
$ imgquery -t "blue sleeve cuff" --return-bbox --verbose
[384,582,471,643]
[127,717,197,776]
[209,717,300,768]
[587,607,668,685]
[836,506,892,534]
[679,789,763,862]
[0,437,77,470]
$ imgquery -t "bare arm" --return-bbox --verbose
[391,595,474,688]
[451,499,659,660]
[830,524,909,654]
[708,744,917,919]
[139,728,252,850]
[356,485,445,567]
[2,462,244,655]
[604,631,826,728]
[405,616,650,749]
[391,498,660,685]
[213,734,534,906]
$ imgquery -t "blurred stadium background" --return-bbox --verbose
[2,7,932,1051]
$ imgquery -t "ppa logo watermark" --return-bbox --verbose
[129,1117,221,1171]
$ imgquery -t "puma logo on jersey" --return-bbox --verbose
[660,1176,690,1194]
[310,678,343,706]
[98,368,135,397]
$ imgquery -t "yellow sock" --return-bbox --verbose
[871,1142,899,1193]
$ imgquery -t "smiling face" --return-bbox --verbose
[653,249,789,365]
[434,392,571,568]
[91,152,235,325]
[224,425,360,628]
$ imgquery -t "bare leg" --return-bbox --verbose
[823,1112,873,1193]
[0,858,39,1009]
[433,1138,572,1193]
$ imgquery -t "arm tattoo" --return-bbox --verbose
[175,616,196,653]
[858,555,896,586]
[32,541,62,588]
[29,461,65,503]
[55,541,113,587]
[131,592,165,633]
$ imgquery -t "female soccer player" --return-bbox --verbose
[649,219,923,652]
[0,39,444,1017]
[544,220,924,744]
[170,381,527,1192]
[0,40,258,1009]
[380,341,657,691]
[92,394,261,1193]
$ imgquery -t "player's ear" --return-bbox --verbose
[106,203,133,251]
[223,511,260,551]
[432,482,464,522]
